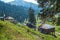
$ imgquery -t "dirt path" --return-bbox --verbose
[33,35,43,40]
[36,36,43,40]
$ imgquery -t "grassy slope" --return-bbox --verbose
[0,20,34,40]
[36,20,60,40]
[0,20,60,40]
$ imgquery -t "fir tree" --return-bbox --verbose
[28,7,36,25]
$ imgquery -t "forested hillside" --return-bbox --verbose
[0,1,28,22]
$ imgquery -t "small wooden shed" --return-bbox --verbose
[0,14,5,21]
[5,16,14,20]
[5,16,17,24]
[5,16,14,22]
[0,17,4,21]
[26,23,36,28]
[39,24,55,35]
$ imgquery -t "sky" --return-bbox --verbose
[1,0,38,4]
[1,0,14,3]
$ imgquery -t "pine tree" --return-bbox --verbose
[28,7,36,25]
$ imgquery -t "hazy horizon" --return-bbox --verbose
[1,0,38,4]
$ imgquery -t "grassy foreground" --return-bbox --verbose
[0,20,60,40]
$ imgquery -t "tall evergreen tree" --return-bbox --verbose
[28,7,36,25]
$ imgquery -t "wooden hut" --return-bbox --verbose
[0,14,5,21]
[0,17,4,21]
[5,16,14,21]
[39,24,55,35]
[5,16,17,24]
[26,23,36,28]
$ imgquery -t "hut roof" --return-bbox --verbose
[40,24,55,29]
[5,16,14,20]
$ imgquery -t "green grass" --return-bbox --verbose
[0,20,37,40]
[36,20,60,40]
[0,20,60,40]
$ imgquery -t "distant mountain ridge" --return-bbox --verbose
[9,0,38,7]
[9,0,41,13]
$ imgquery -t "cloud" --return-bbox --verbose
[24,0,38,4]
[1,0,14,3]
